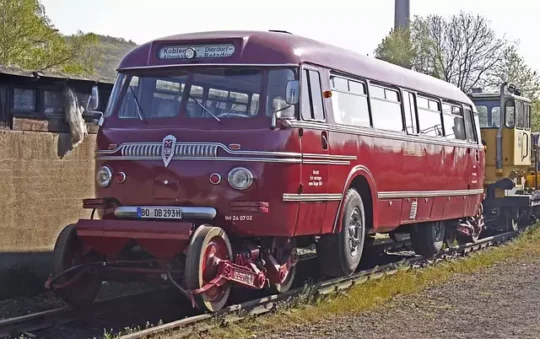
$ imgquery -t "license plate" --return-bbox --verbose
[136,207,182,219]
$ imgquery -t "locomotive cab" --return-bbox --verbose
[469,83,539,230]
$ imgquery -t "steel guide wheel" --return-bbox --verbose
[185,225,233,312]
[52,224,102,309]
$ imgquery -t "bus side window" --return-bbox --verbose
[463,106,477,143]
[301,69,325,121]
[369,84,403,132]
[403,90,417,134]
[417,95,443,137]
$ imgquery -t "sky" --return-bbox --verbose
[39,0,540,72]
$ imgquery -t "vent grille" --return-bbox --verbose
[121,143,219,158]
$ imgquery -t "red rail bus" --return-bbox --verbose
[45,30,485,312]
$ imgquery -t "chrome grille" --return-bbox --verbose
[120,143,219,158]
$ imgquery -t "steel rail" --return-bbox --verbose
[0,289,152,339]
[0,238,408,339]
[118,227,528,339]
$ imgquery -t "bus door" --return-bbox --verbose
[294,66,330,236]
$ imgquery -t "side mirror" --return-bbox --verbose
[285,80,300,105]
[89,85,100,111]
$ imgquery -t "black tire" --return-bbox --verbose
[316,188,366,277]
[185,225,233,313]
[52,224,101,309]
[409,221,445,257]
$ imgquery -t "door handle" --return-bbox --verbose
[321,131,328,150]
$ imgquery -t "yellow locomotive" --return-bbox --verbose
[469,82,540,232]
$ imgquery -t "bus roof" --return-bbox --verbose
[119,30,474,107]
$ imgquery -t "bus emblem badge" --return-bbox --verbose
[162,135,177,167]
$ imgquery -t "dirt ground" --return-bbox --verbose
[255,257,540,339]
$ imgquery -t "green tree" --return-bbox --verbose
[0,0,98,75]
[484,46,540,100]
[374,12,510,93]
[374,27,414,69]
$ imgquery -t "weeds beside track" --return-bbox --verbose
[116,226,534,339]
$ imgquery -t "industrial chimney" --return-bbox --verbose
[394,0,410,30]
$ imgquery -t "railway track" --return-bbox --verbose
[0,237,408,339]
[0,290,154,339]
[117,228,526,339]
[0,229,519,339]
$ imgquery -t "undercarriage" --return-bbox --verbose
[45,223,298,313]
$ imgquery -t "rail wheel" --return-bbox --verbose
[409,221,445,257]
[502,207,519,232]
[52,224,102,309]
[185,225,233,313]
[317,188,365,277]
[268,238,297,294]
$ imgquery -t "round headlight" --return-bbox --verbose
[96,165,113,188]
[228,167,254,190]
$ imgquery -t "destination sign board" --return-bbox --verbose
[158,44,235,60]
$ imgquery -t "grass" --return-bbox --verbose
[167,224,540,339]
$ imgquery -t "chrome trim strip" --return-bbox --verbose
[118,63,300,71]
[378,189,484,199]
[96,141,356,165]
[96,155,352,165]
[97,141,303,158]
[302,159,351,165]
[285,121,484,150]
[114,206,217,219]
[302,153,357,160]
[283,193,343,202]
[98,156,303,163]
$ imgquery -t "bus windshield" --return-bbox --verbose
[104,67,297,123]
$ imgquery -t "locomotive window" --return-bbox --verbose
[370,85,403,132]
[301,69,325,121]
[516,101,525,129]
[525,105,531,129]
[476,106,488,127]
[491,107,501,128]
[505,99,515,128]
[403,91,417,134]
[330,75,370,127]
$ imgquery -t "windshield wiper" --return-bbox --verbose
[129,86,146,123]
[189,94,221,123]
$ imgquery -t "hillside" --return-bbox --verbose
[94,34,138,80]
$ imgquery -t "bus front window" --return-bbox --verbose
[105,67,297,123]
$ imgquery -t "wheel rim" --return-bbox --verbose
[201,236,230,303]
[56,237,101,307]
[347,207,363,257]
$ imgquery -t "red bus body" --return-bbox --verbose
[47,30,485,312]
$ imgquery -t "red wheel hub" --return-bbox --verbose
[201,237,230,301]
